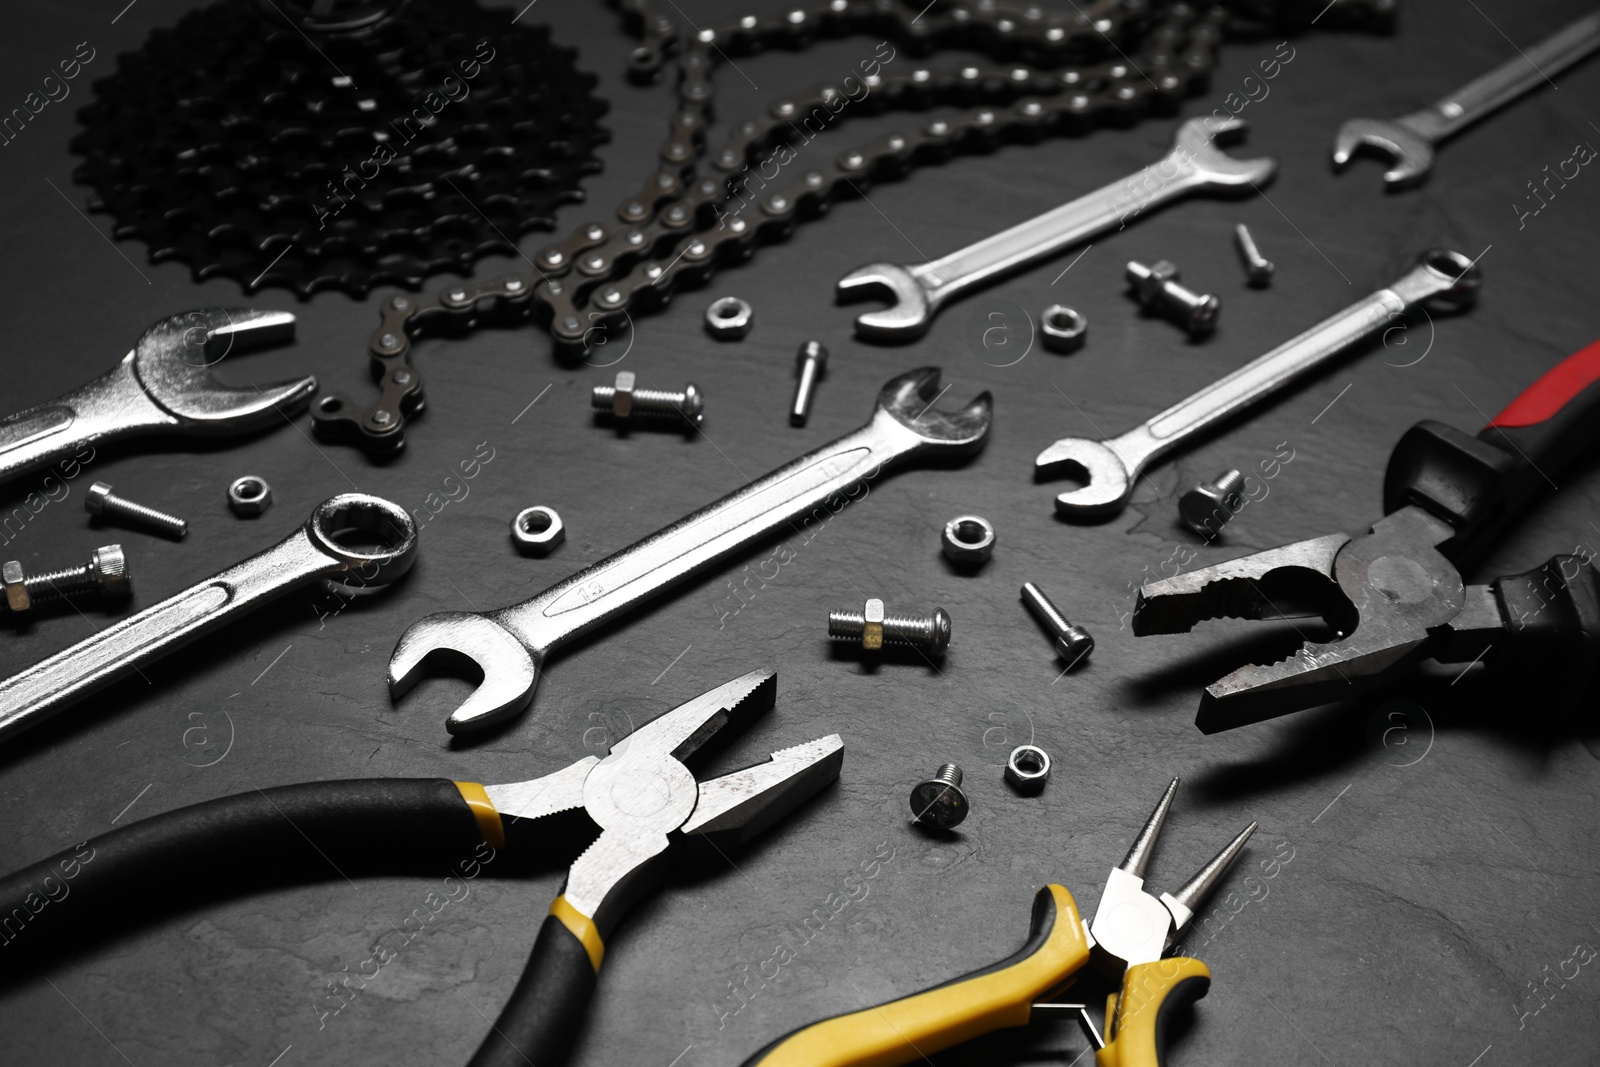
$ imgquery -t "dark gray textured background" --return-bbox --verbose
[2,1,1598,1064]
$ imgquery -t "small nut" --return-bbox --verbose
[1006,745,1051,793]
[705,296,753,340]
[942,515,996,567]
[91,544,131,598]
[862,597,885,651]
[613,371,636,418]
[1040,305,1087,353]
[228,476,273,518]
[511,506,566,557]
[3,560,29,612]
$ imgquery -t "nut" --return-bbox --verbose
[705,296,753,340]
[1040,305,1087,353]
[91,545,130,598]
[862,597,885,651]
[612,371,636,417]
[511,506,566,556]
[1006,745,1052,793]
[228,476,273,518]
[3,560,29,612]
[942,515,996,566]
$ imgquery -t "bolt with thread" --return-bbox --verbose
[1179,469,1247,538]
[86,482,187,539]
[3,545,130,612]
[591,371,704,424]
[909,763,968,829]
[829,598,951,656]
[1020,582,1094,668]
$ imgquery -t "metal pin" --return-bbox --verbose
[790,342,828,426]
[1234,224,1274,287]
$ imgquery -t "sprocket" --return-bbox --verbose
[71,0,609,299]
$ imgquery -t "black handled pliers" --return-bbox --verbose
[1134,340,1600,732]
[0,669,842,1067]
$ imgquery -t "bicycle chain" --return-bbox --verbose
[314,0,1395,453]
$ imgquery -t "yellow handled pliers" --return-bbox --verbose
[741,778,1255,1067]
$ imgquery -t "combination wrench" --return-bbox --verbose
[389,368,992,735]
[0,495,417,744]
[835,116,1277,341]
[1035,249,1482,518]
[1333,11,1600,189]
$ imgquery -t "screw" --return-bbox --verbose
[2,545,130,613]
[1234,224,1274,287]
[85,482,187,539]
[1126,260,1220,337]
[789,342,828,427]
[828,598,951,656]
[1180,469,1246,539]
[1020,582,1093,669]
[591,372,704,425]
[910,764,968,829]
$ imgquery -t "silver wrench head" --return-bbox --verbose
[306,493,420,590]
[874,367,993,454]
[388,613,542,735]
[1172,116,1280,189]
[836,263,933,341]
[1033,437,1134,518]
[1330,118,1435,190]
[131,308,318,430]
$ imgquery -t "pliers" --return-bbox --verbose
[1134,340,1600,732]
[0,669,842,1067]
[740,778,1255,1067]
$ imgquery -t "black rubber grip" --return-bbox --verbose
[1153,974,1211,1065]
[0,778,483,957]
[1488,554,1600,703]
[468,912,598,1067]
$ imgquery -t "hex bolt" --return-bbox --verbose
[1126,260,1221,337]
[2,545,131,613]
[1234,224,1274,287]
[591,372,705,425]
[790,341,828,427]
[829,598,951,656]
[1180,469,1246,539]
[909,764,968,829]
[85,482,187,539]
[1020,582,1094,669]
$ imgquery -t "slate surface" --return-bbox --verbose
[1,2,1598,1065]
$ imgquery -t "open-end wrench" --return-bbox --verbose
[835,117,1277,341]
[1333,11,1600,190]
[0,308,317,487]
[389,368,992,735]
[1035,249,1482,518]
[0,495,417,745]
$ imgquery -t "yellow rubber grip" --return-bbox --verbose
[452,781,506,849]
[549,894,606,972]
[741,884,1090,1067]
[1096,957,1211,1067]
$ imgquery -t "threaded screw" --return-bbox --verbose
[1126,259,1220,337]
[85,482,187,539]
[790,341,828,427]
[591,371,704,425]
[1233,224,1274,287]
[1179,469,1246,539]
[828,598,951,656]
[1020,582,1093,669]
[910,764,968,829]
[3,545,130,612]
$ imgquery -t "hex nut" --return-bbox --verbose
[1006,745,1052,793]
[612,371,636,418]
[2,560,28,612]
[228,476,273,518]
[512,506,566,557]
[91,544,131,598]
[705,296,753,340]
[1040,305,1087,353]
[942,515,996,567]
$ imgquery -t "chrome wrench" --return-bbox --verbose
[0,495,417,744]
[1035,249,1482,518]
[836,117,1277,341]
[389,368,991,735]
[1333,11,1600,189]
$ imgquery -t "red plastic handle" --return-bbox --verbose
[1488,338,1600,429]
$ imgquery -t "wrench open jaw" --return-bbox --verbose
[1032,437,1141,518]
[390,367,992,737]
[1330,117,1435,190]
[836,263,931,342]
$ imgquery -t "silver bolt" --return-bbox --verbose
[1126,260,1220,337]
[1180,469,1246,539]
[1020,582,1093,668]
[909,764,968,829]
[828,598,951,656]
[85,482,187,539]
[2,545,131,612]
[1234,224,1274,287]
[789,342,828,427]
[591,373,705,425]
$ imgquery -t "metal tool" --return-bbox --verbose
[1180,469,1246,538]
[86,481,187,539]
[790,341,827,426]
[0,669,842,1067]
[1234,224,1273,286]
[1332,11,1600,189]
[0,309,316,487]
[390,368,990,734]
[1134,339,1600,732]
[910,764,968,829]
[591,371,704,425]
[0,494,417,744]
[829,598,952,656]
[741,777,1255,1067]
[836,117,1276,341]
[1021,581,1094,668]
[2,546,129,613]
[1036,249,1481,518]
